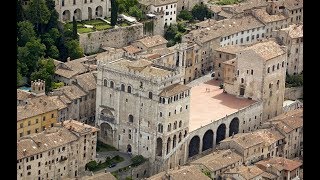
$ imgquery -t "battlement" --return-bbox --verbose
[31,79,46,96]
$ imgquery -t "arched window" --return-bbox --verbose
[179,132,182,142]
[282,61,284,67]
[173,121,177,130]
[277,80,280,89]
[269,83,272,89]
[160,112,162,117]
[277,63,280,69]
[110,81,114,88]
[128,115,133,123]
[167,123,171,132]
[241,78,244,83]
[149,92,153,99]
[103,79,108,86]
[267,67,270,73]
[159,97,162,103]
[162,98,165,104]
[158,124,163,133]
[128,86,131,93]
[174,110,176,114]
[121,84,125,91]
[179,121,182,128]
[184,130,187,137]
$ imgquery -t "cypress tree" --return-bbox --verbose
[72,16,78,40]
[111,0,118,26]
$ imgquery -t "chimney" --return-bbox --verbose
[36,141,41,147]
[23,149,27,156]
[67,57,71,62]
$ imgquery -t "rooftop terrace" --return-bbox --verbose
[188,79,255,132]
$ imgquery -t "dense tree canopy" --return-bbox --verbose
[191,4,212,21]
[111,0,119,26]
[17,0,84,88]
[178,10,193,21]
[31,58,55,92]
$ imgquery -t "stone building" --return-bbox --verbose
[262,108,303,159]
[252,8,289,38]
[17,120,99,179]
[255,157,302,180]
[17,95,59,139]
[222,165,264,180]
[190,149,243,179]
[54,0,111,22]
[213,45,245,80]
[139,0,178,26]
[276,24,303,75]
[131,35,168,52]
[218,128,284,165]
[96,44,190,174]
[176,0,206,11]
[266,0,303,25]
[223,40,287,121]
[147,165,211,180]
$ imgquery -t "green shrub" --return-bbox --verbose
[131,155,146,167]
[86,161,97,171]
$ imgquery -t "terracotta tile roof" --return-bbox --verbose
[17,96,59,121]
[17,89,34,101]
[224,165,264,179]
[252,9,288,23]
[63,119,99,134]
[255,157,302,172]
[54,85,87,101]
[147,165,211,180]
[254,128,285,146]
[137,35,168,48]
[223,58,237,66]
[222,133,264,149]
[146,53,161,60]
[83,172,117,180]
[215,45,246,54]
[123,45,141,54]
[284,0,303,10]
[183,15,265,44]
[159,83,191,97]
[261,171,278,179]
[280,24,303,39]
[17,126,78,160]
[244,40,285,60]
[267,109,303,133]
[192,149,243,172]
[48,96,68,110]
[74,72,97,92]
[55,57,89,78]
[139,0,178,6]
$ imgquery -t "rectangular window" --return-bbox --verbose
[27,130,31,135]
[43,116,46,121]
[28,121,31,126]
[20,133,23,137]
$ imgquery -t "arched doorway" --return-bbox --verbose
[74,9,82,21]
[88,7,92,20]
[202,130,214,152]
[167,137,171,154]
[240,86,245,96]
[62,10,71,22]
[127,144,132,153]
[156,138,162,156]
[96,6,103,17]
[188,136,200,158]
[229,117,239,137]
[100,123,113,145]
[216,124,226,145]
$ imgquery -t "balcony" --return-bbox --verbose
[98,114,115,124]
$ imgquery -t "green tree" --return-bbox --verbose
[178,10,193,21]
[128,6,143,20]
[131,155,146,167]
[18,38,46,76]
[65,40,84,60]
[26,0,51,33]
[164,24,178,40]
[72,16,78,40]
[85,161,98,171]
[17,0,25,22]
[31,58,55,91]
[192,4,212,21]
[48,45,60,59]
[17,21,36,46]
[52,82,64,89]
[111,0,118,26]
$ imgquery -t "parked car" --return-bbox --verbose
[109,162,117,168]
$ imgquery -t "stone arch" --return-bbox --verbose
[188,136,200,158]
[95,6,103,17]
[127,144,132,153]
[100,123,113,145]
[179,132,182,142]
[121,84,125,91]
[88,7,92,20]
[173,135,177,148]
[128,86,132,93]
[110,81,114,88]
[62,10,71,22]
[216,123,226,144]
[158,123,163,133]
[167,137,171,154]
[202,129,214,152]
[229,117,239,137]
[103,79,108,86]
[74,9,82,21]
[179,121,182,128]
[156,138,162,156]
[173,121,177,130]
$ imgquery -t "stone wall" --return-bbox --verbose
[79,23,144,54]
[117,161,150,180]
[285,87,303,100]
